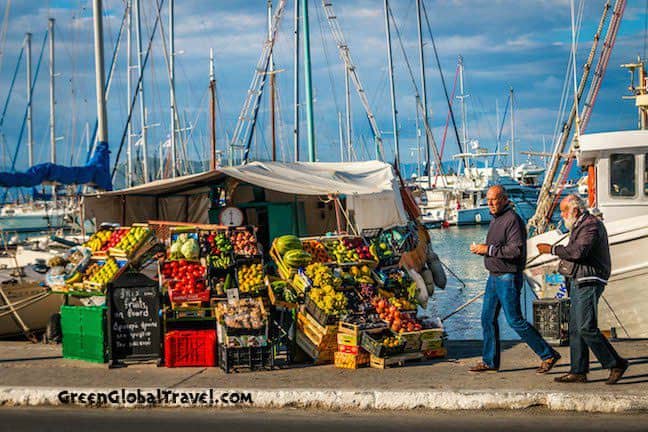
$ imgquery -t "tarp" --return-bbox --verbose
[84,161,408,231]
[0,141,112,190]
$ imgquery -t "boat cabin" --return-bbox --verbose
[578,130,648,222]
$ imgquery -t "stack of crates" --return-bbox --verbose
[334,322,370,369]
[60,305,107,363]
[295,309,337,364]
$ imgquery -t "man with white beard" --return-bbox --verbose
[536,194,628,384]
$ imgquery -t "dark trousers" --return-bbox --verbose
[481,273,555,369]
[569,282,624,374]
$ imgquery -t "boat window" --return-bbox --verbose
[610,154,635,197]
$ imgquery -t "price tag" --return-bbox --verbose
[226,288,240,305]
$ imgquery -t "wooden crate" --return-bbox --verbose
[297,312,337,348]
[369,352,424,369]
[337,332,358,347]
[420,337,445,351]
[296,330,334,365]
[422,348,447,359]
[334,351,370,369]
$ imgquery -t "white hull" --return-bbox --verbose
[525,214,648,338]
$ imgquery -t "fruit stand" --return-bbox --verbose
[49,218,446,372]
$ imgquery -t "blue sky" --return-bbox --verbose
[0,0,646,183]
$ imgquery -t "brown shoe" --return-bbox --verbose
[554,373,587,383]
[606,359,629,385]
[469,362,498,373]
[536,353,562,374]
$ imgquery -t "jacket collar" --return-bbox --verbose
[493,202,513,218]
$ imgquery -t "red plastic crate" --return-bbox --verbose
[164,330,217,367]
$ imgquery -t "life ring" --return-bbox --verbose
[475,213,482,223]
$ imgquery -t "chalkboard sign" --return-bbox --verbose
[107,272,161,368]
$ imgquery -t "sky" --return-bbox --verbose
[0,0,646,185]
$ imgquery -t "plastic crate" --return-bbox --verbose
[533,299,570,346]
[164,330,217,367]
[360,329,405,358]
[60,305,107,363]
[218,343,274,373]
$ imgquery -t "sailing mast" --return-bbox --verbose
[134,0,148,182]
[209,48,216,170]
[344,62,352,162]
[25,32,33,167]
[169,0,176,177]
[126,0,133,187]
[302,0,315,162]
[48,18,55,166]
[293,0,299,161]
[268,0,277,161]
[93,0,108,149]
[510,87,515,170]
[383,0,400,167]
[416,0,430,187]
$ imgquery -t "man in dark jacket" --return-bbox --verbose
[537,194,628,384]
[469,185,561,373]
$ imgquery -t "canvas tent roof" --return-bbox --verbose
[83,161,408,230]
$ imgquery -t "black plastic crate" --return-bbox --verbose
[533,299,570,346]
[218,344,274,373]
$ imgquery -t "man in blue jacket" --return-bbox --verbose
[537,194,628,384]
[469,185,561,373]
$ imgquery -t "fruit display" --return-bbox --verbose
[229,229,259,256]
[343,237,375,261]
[84,229,112,252]
[308,285,348,316]
[216,298,267,330]
[87,257,121,286]
[323,238,358,263]
[211,273,232,297]
[301,240,331,263]
[113,226,150,256]
[104,228,130,250]
[169,233,199,261]
[381,336,402,348]
[387,297,417,311]
[370,240,396,263]
[270,279,298,304]
[160,260,207,299]
[237,263,264,295]
[304,263,340,289]
[274,235,303,255]
[282,249,312,269]
[340,313,387,331]
[373,297,423,333]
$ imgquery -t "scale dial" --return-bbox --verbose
[219,206,244,227]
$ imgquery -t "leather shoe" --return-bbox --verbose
[606,359,629,385]
[468,362,498,373]
[536,352,562,374]
[554,373,587,383]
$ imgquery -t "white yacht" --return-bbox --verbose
[0,201,72,233]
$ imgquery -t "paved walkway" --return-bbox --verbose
[0,340,646,391]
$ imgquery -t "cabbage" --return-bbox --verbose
[181,238,199,260]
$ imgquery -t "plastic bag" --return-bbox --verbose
[406,267,428,308]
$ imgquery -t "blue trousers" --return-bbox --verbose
[568,282,624,374]
[482,273,555,369]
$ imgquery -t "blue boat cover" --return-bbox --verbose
[0,141,112,191]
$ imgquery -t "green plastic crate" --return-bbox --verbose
[61,305,107,363]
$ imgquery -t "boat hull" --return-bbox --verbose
[457,207,491,225]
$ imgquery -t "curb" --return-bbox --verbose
[1,387,647,413]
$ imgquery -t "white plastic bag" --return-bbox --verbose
[406,267,428,308]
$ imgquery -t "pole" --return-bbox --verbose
[344,64,352,162]
[457,56,468,150]
[384,0,399,167]
[126,0,133,186]
[25,32,33,167]
[293,0,300,162]
[169,0,176,177]
[209,48,216,171]
[338,112,344,161]
[268,1,276,161]
[510,87,515,169]
[301,0,315,162]
[93,0,108,146]
[48,18,55,165]
[416,0,430,187]
[134,0,148,182]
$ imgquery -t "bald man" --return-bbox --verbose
[469,185,561,374]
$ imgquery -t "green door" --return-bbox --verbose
[267,203,296,239]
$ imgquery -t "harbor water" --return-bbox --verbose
[427,226,533,341]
